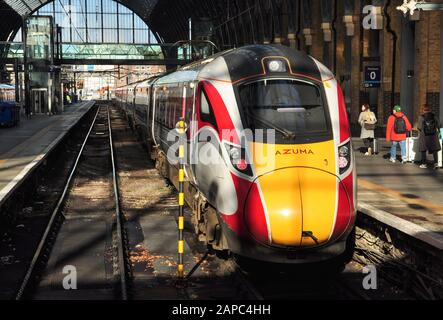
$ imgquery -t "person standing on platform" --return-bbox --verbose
[386,105,412,164]
[358,104,377,155]
[417,105,441,170]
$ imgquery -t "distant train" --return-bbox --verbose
[115,45,356,266]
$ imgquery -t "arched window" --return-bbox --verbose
[14,0,156,44]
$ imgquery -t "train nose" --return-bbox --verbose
[245,167,340,247]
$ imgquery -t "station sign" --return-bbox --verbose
[364,66,381,88]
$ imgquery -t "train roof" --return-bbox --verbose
[115,72,168,91]
[220,45,334,83]
[116,45,334,89]
[155,45,334,86]
[0,84,15,89]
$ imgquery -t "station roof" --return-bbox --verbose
[0,0,160,41]
[3,0,158,19]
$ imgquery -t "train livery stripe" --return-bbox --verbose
[332,173,355,240]
[201,81,240,145]
[244,182,271,244]
[337,84,351,144]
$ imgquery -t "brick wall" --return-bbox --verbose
[304,0,442,129]
[427,93,440,118]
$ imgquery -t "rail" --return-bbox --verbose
[15,105,129,300]
[15,107,101,300]
[108,107,128,300]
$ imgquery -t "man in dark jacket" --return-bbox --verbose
[418,105,441,170]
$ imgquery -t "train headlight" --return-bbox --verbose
[338,142,351,174]
[268,60,287,73]
[224,143,253,176]
[229,147,241,161]
[339,145,349,157]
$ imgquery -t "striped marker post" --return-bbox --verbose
[177,119,186,278]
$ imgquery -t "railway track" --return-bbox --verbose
[222,257,373,300]
[15,105,129,300]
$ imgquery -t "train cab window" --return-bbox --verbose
[199,91,218,129]
[238,79,331,143]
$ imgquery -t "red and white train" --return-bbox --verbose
[115,45,356,266]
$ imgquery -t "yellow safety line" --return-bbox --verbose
[358,178,443,216]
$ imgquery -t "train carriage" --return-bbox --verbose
[118,45,356,266]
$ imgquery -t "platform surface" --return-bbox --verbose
[354,138,443,249]
[0,101,95,206]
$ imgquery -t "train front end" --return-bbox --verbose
[195,45,356,264]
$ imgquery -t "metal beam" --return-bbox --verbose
[56,58,189,65]
[18,0,33,13]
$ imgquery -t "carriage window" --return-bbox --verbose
[199,91,218,129]
[238,79,330,143]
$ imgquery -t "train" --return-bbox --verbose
[115,45,356,266]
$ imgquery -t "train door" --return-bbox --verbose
[190,82,219,189]
[167,83,189,159]
[184,82,197,183]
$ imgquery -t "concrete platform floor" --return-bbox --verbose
[353,138,443,248]
[0,101,95,206]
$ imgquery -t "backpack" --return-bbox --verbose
[394,115,407,134]
[423,115,437,136]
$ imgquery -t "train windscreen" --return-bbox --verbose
[238,79,331,143]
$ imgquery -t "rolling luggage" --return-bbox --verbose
[406,137,420,163]
[372,138,379,155]
[438,140,443,168]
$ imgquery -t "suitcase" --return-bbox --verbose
[372,138,379,155]
[406,137,420,163]
[438,140,443,168]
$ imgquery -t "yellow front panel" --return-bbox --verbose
[299,168,337,246]
[251,140,337,247]
[257,168,303,246]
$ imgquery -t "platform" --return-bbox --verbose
[354,138,443,250]
[0,101,95,207]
